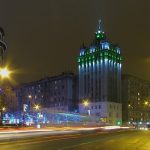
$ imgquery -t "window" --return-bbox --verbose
[90,47,95,53]
[116,47,120,54]
[102,42,110,50]
[80,49,84,56]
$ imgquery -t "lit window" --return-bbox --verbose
[80,48,85,56]
[80,52,84,56]
[102,42,110,50]
[90,47,96,53]
[116,47,120,54]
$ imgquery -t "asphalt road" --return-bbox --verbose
[0,130,149,150]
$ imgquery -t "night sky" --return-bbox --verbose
[0,0,150,84]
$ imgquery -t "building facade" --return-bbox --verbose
[77,21,122,125]
[15,72,78,113]
[122,74,150,125]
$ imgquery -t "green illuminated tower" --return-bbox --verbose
[77,20,122,125]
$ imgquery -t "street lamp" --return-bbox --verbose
[28,95,32,99]
[34,104,41,128]
[144,101,149,106]
[0,67,11,126]
[82,99,90,116]
[2,107,6,112]
[0,67,10,78]
[128,104,131,108]
[34,104,40,111]
[83,99,89,107]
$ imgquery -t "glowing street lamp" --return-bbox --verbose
[28,95,32,99]
[2,107,6,112]
[34,104,40,111]
[0,67,10,78]
[144,101,149,106]
[34,104,41,128]
[83,100,89,107]
[82,99,90,116]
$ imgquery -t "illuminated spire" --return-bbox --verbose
[98,19,101,31]
[95,20,105,41]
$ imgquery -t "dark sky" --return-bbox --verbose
[0,0,150,84]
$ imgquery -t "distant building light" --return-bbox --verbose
[116,47,120,54]
[98,30,101,33]
[102,42,110,50]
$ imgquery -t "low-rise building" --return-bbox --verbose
[15,72,78,113]
[122,74,150,125]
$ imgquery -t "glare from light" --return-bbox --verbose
[28,95,32,99]
[144,101,148,106]
[0,67,10,78]
[2,107,6,112]
[83,100,89,107]
[34,104,40,111]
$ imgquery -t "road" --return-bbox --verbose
[0,129,149,150]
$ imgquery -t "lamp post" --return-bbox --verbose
[83,100,89,107]
[83,99,90,116]
[34,104,40,128]
[34,104,40,111]
[0,67,11,126]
